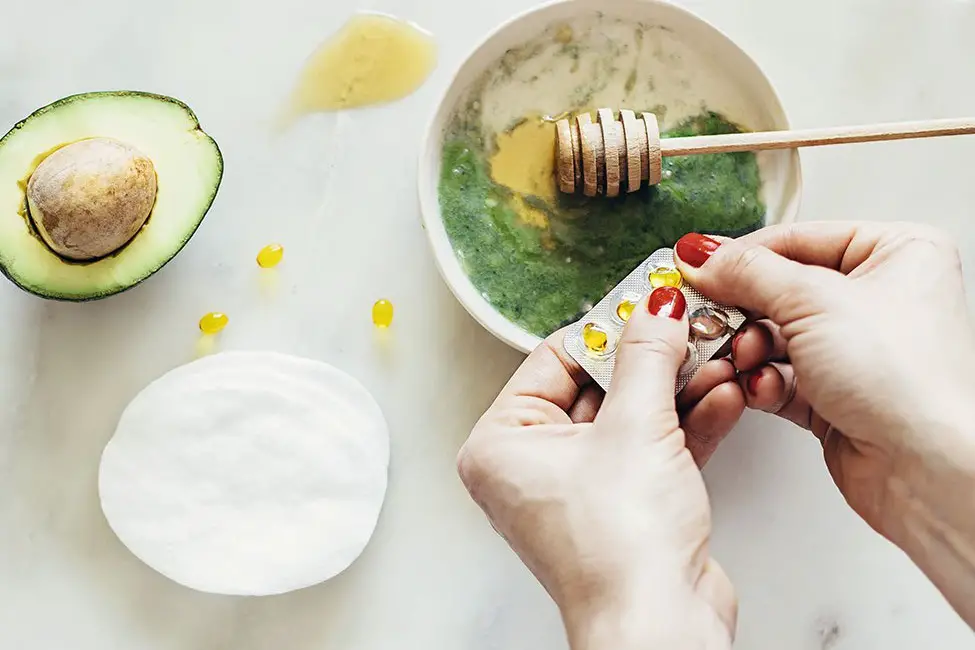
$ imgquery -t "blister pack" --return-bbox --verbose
[563,248,745,394]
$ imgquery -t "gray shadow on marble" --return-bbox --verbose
[3,246,530,650]
[214,263,534,650]
[5,274,246,648]
[412,253,526,448]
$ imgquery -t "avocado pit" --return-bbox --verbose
[26,137,157,261]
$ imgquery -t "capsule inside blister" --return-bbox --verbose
[648,265,683,290]
[680,342,698,375]
[613,292,643,324]
[564,247,745,395]
[580,321,618,357]
[689,306,730,340]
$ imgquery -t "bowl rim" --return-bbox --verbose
[418,0,804,355]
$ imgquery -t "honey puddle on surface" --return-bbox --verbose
[285,12,437,119]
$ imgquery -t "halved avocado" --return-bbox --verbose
[0,91,223,300]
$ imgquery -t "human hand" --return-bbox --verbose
[458,287,745,650]
[674,223,975,625]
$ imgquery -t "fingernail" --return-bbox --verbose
[647,286,686,320]
[746,370,762,396]
[731,330,744,359]
[675,233,721,268]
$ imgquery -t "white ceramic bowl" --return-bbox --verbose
[418,0,803,354]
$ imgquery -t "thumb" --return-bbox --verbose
[598,287,689,428]
[674,233,843,325]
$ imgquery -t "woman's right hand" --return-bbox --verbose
[673,222,975,627]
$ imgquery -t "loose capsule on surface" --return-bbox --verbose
[199,312,229,334]
[257,243,285,268]
[372,299,394,328]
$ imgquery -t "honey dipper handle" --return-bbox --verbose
[660,117,975,156]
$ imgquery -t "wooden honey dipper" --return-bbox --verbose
[556,108,975,196]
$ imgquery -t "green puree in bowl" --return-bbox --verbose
[438,111,765,338]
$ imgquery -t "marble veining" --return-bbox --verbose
[0,0,974,648]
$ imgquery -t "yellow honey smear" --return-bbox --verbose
[199,312,229,334]
[649,265,683,289]
[286,13,437,117]
[372,299,394,328]
[257,243,284,268]
[490,117,557,203]
[582,322,609,354]
[512,196,550,229]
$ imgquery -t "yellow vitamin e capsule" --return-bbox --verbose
[256,243,284,268]
[582,322,609,354]
[372,299,394,328]
[199,312,229,334]
[615,297,638,323]
[649,265,683,289]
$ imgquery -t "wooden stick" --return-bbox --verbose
[619,110,642,193]
[661,117,975,157]
[554,111,975,195]
[598,109,622,198]
[643,112,662,185]
[556,119,575,194]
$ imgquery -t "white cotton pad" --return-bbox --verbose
[98,351,390,596]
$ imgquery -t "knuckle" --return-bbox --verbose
[456,432,500,493]
[767,284,821,320]
[889,223,963,272]
[778,222,806,257]
[724,245,766,281]
[943,241,964,274]
[455,440,483,489]
[898,222,955,251]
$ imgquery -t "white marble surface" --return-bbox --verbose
[0,0,974,648]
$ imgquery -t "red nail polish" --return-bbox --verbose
[676,233,721,268]
[731,330,744,359]
[746,371,762,396]
[647,286,686,320]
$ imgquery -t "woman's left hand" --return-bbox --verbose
[457,287,745,650]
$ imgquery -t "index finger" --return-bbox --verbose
[496,328,593,413]
[730,221,885,273]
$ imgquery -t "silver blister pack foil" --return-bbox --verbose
[564,248,745,393]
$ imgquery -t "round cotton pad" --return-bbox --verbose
[98,351,390,596]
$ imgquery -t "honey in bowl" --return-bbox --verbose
[437,16,765,339]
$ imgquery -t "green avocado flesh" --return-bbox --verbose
[438,111,765,338]
[0,91,223,300]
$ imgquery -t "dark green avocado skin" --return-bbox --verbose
[0,90,224,302]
